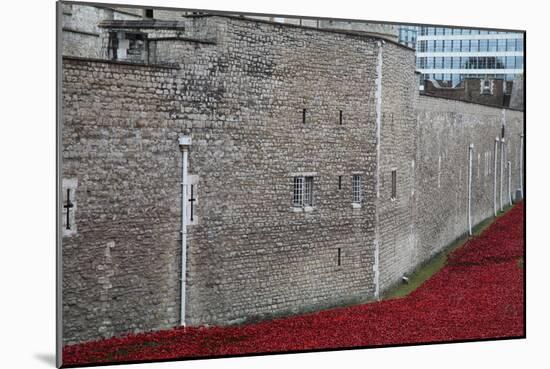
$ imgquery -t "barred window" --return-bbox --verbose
[293,177,304,207]
[304,177,313,206]
[293,176,314,207]
[352,175,362,203]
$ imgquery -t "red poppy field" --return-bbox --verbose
[63,202,524,367]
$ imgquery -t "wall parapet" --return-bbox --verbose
[420,92,524,112]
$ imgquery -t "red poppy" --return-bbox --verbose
[63,202,524,366]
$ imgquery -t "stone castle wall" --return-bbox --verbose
[61,15,524,345]
[179,18,381,327]
[62,58,183,344]
[62,16,383,344]
[377,95,524,294]
[374,41,419,293]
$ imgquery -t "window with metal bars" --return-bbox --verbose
[293,177,303,207]
[304,177,313,206]
[352,175,362,204]
[293,176,314,207]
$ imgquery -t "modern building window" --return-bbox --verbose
[412,25,522,85]
[422,41,427,52]
[506,56,515,69]
[427,57,434,69]
[480,39,488,52]
[352,175,362,204]
[461,39,470,52]
[144,9,154,18]
[420,58,426,69]
[302,108,307,124]
[452,40,460,52]
[452,57,460,69]
[293,176,314,208]
[506,39,516,51]
[517,38,524,52]
[391,170,397,200]
[479,57,487,69]
[515,56,523,69]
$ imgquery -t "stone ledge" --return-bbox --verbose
[62,27,100,37]
[148,36,216,45]
[62,55,180,70]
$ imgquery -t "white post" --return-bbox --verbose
[493,137,499,217]
[468,144,474,236]
[500,138,505,212]
[519,133,524,199]
[178,135,191,326]
[373,40,383,300]
[508,160,512,205]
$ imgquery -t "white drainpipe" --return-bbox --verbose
[178,135,191,326]
[373,40,384,300]
[508,160,512,205]
[500,138,505,212]
[519,133,524,199]
[468,144,473,236]
[493,137,499,217]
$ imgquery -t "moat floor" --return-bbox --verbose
[63,202,525,367]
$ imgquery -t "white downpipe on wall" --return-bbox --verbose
[373,40,384,300]
[508,160,512,205]
[500,138,505,212]
[493,137,499,217]
[178,135,191,326]
[468,144,473,236]
[519,133,524,199]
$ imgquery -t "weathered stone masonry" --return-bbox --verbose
[61,15,524,345]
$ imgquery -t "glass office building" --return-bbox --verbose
[399,25,418,49]
[399,26,524,87]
